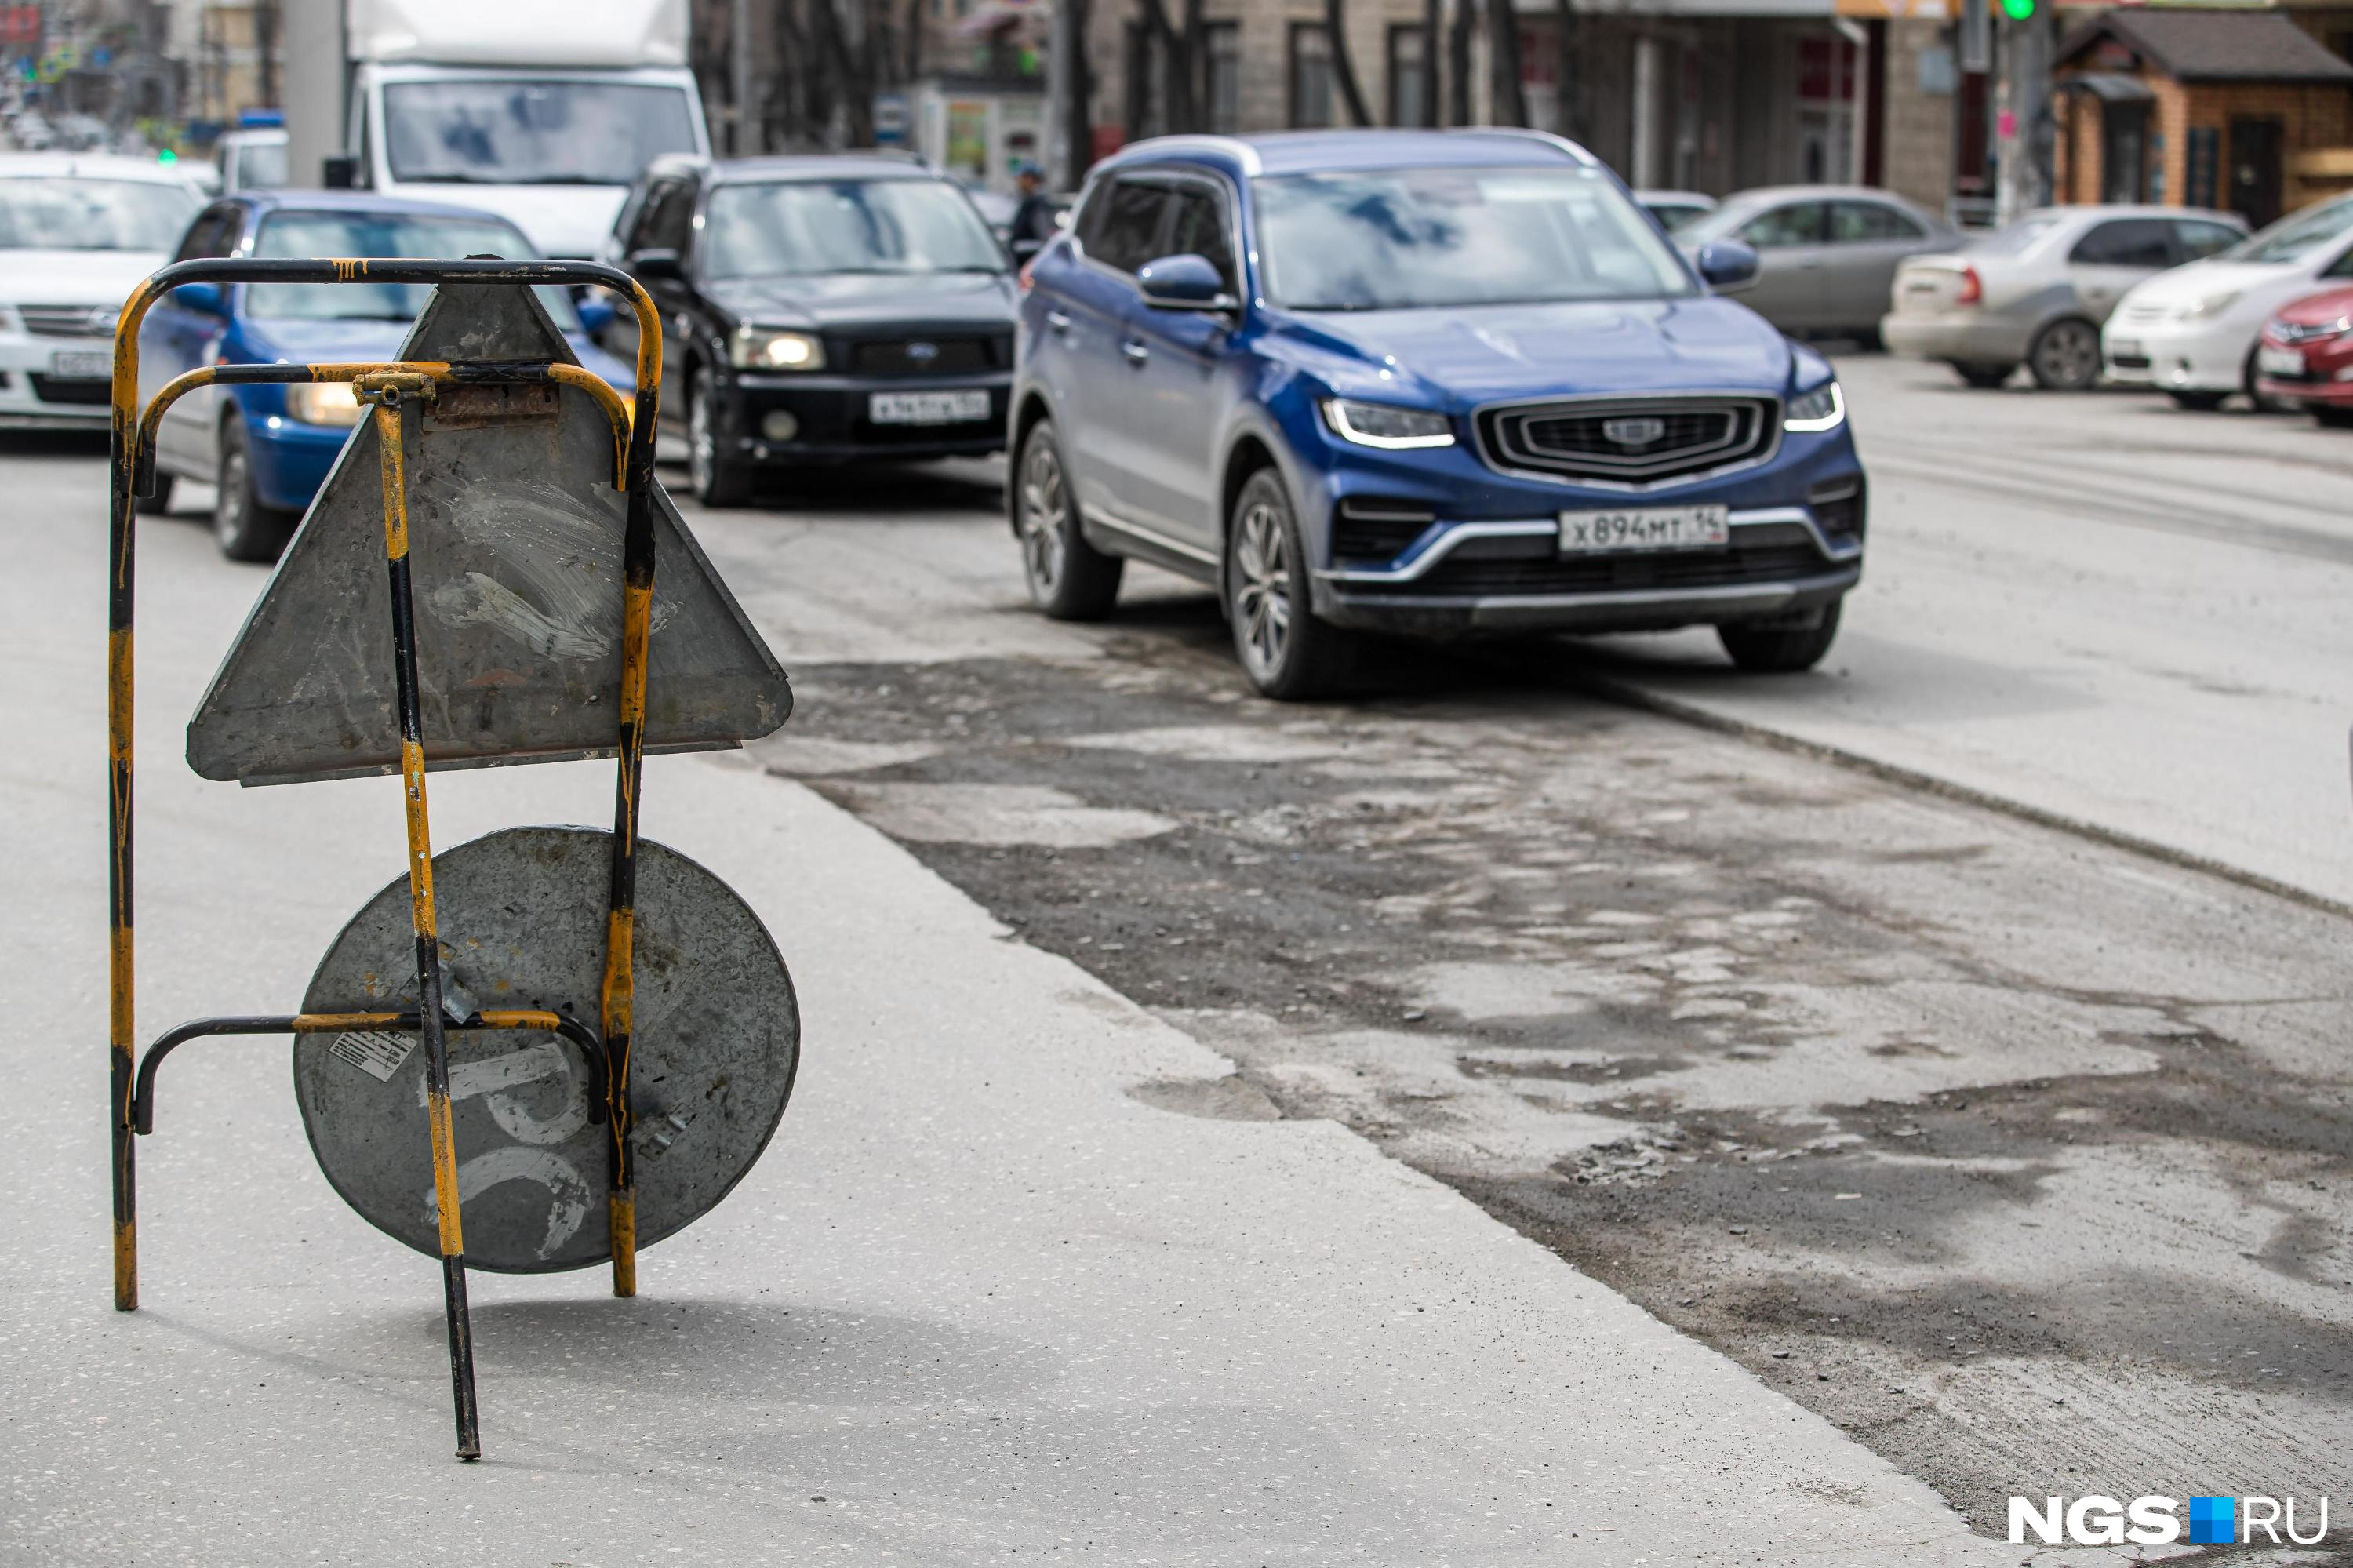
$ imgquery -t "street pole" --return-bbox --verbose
[731,0,754,155]
[1993,6,2051,227]
[1046,0,1071,189]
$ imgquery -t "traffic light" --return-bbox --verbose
[2000,0,2034,18]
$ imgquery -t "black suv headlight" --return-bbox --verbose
[1784,381,1844,432]
[1322,398,1455,449]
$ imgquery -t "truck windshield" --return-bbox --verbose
[0,177,195,251]
[1253,166,1696,311]
[700,180,1005,278]
[383,79,699,187]
[245,212,581,328]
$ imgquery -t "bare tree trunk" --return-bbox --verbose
[1136,0,1198,133]
[1487,0,1527,127]
[813,0,877,144]
[1551,0,1580,139]
[1325,0,1372,126]
[1447,0,1476,126]
[1063,0,1096,183]
[1422,0,1442,126]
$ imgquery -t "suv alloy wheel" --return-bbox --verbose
[1226,468,1356,700]
[1016,418,1121,619]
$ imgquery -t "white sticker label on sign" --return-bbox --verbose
[331,1030,416,1082]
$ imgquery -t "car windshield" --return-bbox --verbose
[0,177,195,251]
[2225,196,2353,264]
[244,212,580,328]
[700,179,1005,278]
[1966,215,2064,255]
[1255,166,1695,310]
[230,140,288,189]
[383,79,700,186]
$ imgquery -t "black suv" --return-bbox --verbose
[603,154,1018,504]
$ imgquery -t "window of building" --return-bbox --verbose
[1205,22,1242,133]
[1289,23,1334,129]
[1387,24,1429,127]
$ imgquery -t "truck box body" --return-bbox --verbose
[282,0,705,259]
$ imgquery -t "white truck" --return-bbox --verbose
[281,0,711,259]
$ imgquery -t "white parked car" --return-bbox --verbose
[2103,192,2353,410]
[0,155,203,426]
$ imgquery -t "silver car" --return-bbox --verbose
[1677,185,1958,341]
[1882,206,2246,390]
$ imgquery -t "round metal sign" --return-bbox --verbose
[295,826,798,1273]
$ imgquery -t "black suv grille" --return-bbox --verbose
[1389,544,1830,598]
[1479,397,1777,484]
[846,336,1003,376]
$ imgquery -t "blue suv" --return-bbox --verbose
[1010,130,1864,698]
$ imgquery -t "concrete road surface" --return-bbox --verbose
[1582,354,2353,911]
[3,437,2029,1565]
[7,340,2351,1565]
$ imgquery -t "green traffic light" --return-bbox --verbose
[2000,0,2033,18]
[156,147,176,163]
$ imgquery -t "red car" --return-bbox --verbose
[2257,285,2353,426]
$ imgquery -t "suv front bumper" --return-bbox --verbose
[1312,508,1860,635]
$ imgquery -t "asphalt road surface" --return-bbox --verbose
[13,348,2353,1555]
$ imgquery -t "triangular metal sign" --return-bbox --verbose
[187,283,791,786]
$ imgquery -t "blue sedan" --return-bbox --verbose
[1011,129,1864,698]
[140,190,633,561]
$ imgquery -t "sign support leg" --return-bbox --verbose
[600,383,659,1299]
[372,389,481,1461]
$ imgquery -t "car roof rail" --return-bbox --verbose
[1116,134,1263,175]
[1442,126,1600,168]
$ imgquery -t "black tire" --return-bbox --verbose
[2027,318,2100,391]
[1718,598,1842,674]
[2315,406,2353,429]
[1225,467,1357,700]
[1013,418,1122,620]
[1846,325,1884,352]
[1952,362,2016,390]
[133,470,175,516]
[213,419,296,562]
[2169,390,2228,413]
[686,366,753,507]
[2243,348,2293,414]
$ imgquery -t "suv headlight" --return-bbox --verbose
[731,326,824,371]
[2185,290,2241,321]
[1784,380,1844,432]
[285,380,362,427]
[1322,398,1454,449]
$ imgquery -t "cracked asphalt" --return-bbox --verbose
[668,355,2353,1553]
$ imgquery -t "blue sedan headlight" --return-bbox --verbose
[1322,398,1455,449]
[1784,380,1844,433]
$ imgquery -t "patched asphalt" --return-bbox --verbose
[747,616,2353,1546]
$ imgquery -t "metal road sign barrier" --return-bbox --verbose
[105,257,796,1461]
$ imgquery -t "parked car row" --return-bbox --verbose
[1875,187,2353,429]
[22,129,1867,701]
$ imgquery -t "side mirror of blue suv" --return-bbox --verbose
[1697,238,1762,293]
[1138,253,1233,311]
